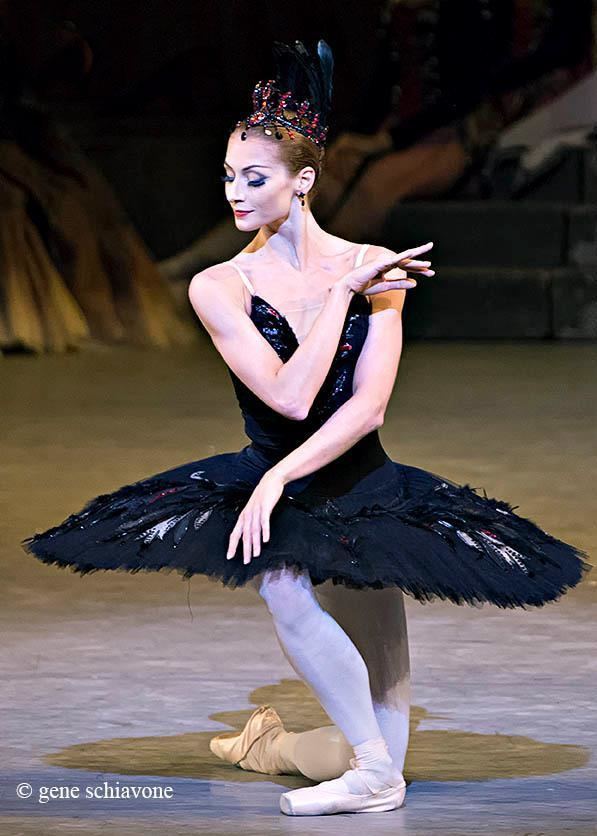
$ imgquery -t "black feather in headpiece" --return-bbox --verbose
[236,38,334,148]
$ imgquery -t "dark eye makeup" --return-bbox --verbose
[220,174,266,187]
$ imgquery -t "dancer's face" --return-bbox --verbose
[223,130,310,230]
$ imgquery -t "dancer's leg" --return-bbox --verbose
[252,567,405,813]
[211,571,408,793]
[315,583,411,771]
[253,567,386,748]
[254,581,411,781]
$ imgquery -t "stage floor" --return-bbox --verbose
[1,338,595,834]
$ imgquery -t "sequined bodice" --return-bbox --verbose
[226,291,371,457]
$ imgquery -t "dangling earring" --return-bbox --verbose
[296,192,306,208]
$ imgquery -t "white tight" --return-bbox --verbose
[250,567,410,781]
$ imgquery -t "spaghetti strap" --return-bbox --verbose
[228,260,255,296]
[354,243,370,268]
[230,248,368,296]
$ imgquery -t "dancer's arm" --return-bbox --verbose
[189,246,426,421]
[269,288,405,486]
[277,246,421,417]
[226,287,406,562]
[190,272,354,419]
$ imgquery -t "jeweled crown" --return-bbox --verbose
[234,39,334,150]
[236,78,328,148]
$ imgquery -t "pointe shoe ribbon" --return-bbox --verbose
[209,705,288,773]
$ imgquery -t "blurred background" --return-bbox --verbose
[1,0,596,351]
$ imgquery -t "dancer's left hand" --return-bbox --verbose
[226,471,285,565]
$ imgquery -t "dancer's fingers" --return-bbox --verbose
[262,512,270,544]
[399,259,431,269]
[243,523,252,565]
[365,279,414,294]
[380,242,434,268]
[227,515,243,559]
[402,241,434,257]
[251,508,262,559]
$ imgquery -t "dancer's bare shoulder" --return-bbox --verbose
[187,260,303,415]
[187,260,252,327]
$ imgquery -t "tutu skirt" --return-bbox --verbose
[20,443,592,610]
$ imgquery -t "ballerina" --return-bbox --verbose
[21,38,591,817]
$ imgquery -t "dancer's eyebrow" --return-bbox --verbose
[223,163,273,172]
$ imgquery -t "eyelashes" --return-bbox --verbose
[220,175,266,187]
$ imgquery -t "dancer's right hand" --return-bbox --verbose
[340,242,435,296]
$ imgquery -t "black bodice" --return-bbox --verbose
[227,291,373,458]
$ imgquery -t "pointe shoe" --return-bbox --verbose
[279,756,406,816]
[209,705,291,774]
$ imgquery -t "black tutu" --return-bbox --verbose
[20,279,592,609]
[20,438,591,610]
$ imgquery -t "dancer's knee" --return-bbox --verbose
[252,567,318,626]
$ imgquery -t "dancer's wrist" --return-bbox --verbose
[268,463,290,486]
[331,278,355,303]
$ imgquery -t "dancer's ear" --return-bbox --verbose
[294,166,317,199]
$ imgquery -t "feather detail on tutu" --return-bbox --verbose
[20,470,592,610]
